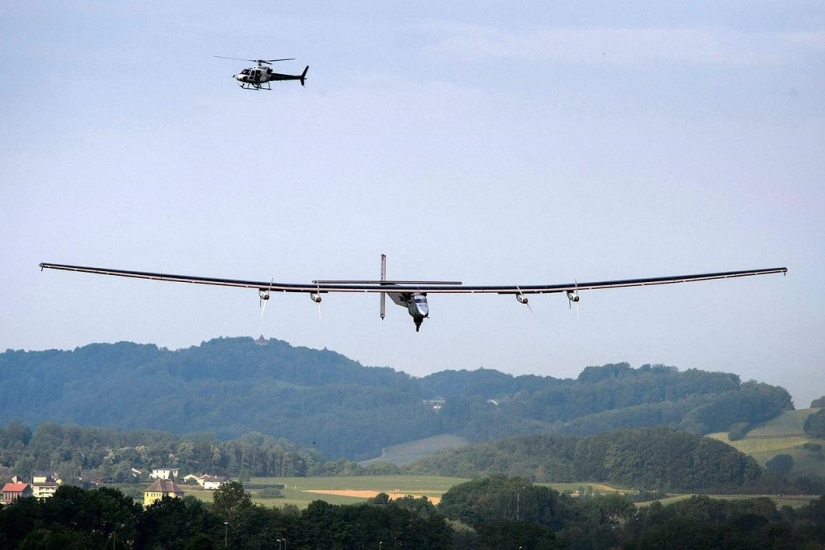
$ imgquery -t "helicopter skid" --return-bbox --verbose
[238,83,271,91]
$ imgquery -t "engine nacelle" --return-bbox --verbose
[516,294,529,304]
[567,290,580,303]
[310,293,322,303]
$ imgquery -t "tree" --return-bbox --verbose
[804,409,825,439]
[811,396,825,408]
[728,422,750,441]
[136,495,219,550]
[766,454,794,476]
[475,519,559,550]
[368,492,391,505]
[212,481,252,522]
[438,475,574,531]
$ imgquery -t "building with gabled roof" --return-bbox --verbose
[200,475,228,490]
[143,478,184,507]
[32,471,59,484]
[2,482,33,504]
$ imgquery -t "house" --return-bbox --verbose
[149,467,179,480]
[32,471,58,484]
[31,482,59,499]
[2,483,33,504]
[183,474,201,484]
[143,479,185,507]
[200,475,228,490]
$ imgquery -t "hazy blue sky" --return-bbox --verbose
[2,2,823,407]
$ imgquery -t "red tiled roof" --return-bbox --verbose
[2,483,30,493]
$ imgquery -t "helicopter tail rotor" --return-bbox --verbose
[300,66,309,86]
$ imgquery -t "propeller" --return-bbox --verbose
[516,287,536,318]
[567,280,580,319]
[259,278,273,317]
[310,285,322,320]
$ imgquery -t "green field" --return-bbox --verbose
[358,434,470,467]
[184,476,634,509]
[185,475,470,508]
[180,474,818,510]
[179,410,825,511]
[708,408,825,477]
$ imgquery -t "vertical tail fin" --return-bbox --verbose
[380,254,386,320]
[300,66,309,86]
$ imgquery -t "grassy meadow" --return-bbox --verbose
[358,434,470,467]
[183,475,470,508]
[709,408,825,477]
[183,476,640,509]
[180,411,825,511]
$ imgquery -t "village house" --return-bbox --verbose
[143,478,185,507]
[199,475,228,490]
[31,482,59,499]
[27,471,61,499]
[183,473,229,489]
[183,474,201,484]
[149,467,179,480]
[2,482,33,504]
[32,471,59,484]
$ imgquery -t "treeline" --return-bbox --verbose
[437,475,825,549]
[0,421,331,483]
[2,476,825,549]
[6,420,824,497]
[0,482,452,549]
[409,427,825,494]
[0,338,794,459]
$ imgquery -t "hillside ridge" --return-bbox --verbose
[0,337,793,459]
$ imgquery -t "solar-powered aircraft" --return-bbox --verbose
[39,256,787,332]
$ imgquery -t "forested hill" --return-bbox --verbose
[408,428,763,493]
[0,337,793,460]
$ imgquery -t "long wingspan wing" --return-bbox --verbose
[39,262,786,295]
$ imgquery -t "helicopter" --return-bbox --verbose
[215,56,309,90]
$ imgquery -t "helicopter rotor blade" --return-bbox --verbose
[215,56,255,62]
[214,56,295,64]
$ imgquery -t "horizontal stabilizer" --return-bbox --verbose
[313,279,462,285]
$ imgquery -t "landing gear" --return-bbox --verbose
[414,317,423,332]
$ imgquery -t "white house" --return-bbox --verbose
[149,467,179,480]
[200,475,227,490]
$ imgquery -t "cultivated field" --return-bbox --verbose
[249,475,468,507]
[180,476,818,509]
